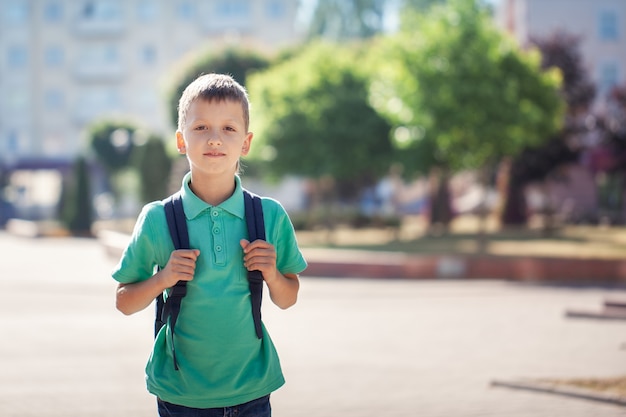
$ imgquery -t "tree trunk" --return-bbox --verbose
[428,167,453,235]
[498,158,528,226]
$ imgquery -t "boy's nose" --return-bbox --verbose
[207,132,222,145]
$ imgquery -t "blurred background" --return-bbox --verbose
[2,2,626,415]
[0,0,625,239]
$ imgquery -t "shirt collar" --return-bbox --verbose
[179,172,245,220]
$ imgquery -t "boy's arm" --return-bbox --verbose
[116,249,200,315]
[240,239,299,309]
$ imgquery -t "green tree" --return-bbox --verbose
[165,47,270,130]
[400,0,495,15]
[87,119,141,210]
[248,41,393,220]
[308,0,386,40]
[60,156,93,235]
[88,120,138,174]
[401,0,447,13]
[371,0,563,229]
[133,135,173,204]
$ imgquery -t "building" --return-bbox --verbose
[496,0,625,112]
[0,0,302,168]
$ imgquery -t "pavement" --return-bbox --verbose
[1,231,626,416]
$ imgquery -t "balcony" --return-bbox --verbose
[73,62,125,82]
[72,18,126,37]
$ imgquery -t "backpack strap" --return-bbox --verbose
[156,192,188,370]
[156,189,266,371]
[243,189,265,339]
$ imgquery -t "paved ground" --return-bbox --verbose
[1,231,625,416]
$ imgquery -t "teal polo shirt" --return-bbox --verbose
[112,173,307,408]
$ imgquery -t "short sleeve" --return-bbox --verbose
[111,202,170,284]
[263,198,307,275]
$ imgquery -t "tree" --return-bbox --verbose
[401,0,496,15]
[60,156,93,235]
[401,0,447,13]
[133,134,173,204]
[500,31,595,225]
[88,120,138,174]
[592,84,626,224]
[530,31,596,116]
[247,41,393,221]
[606,84,626,147]
[371,0,563,230]
[165,47,270,130]
[88,120,139,203]
[308,0,386,40]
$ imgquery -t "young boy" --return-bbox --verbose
[112,73,307,416]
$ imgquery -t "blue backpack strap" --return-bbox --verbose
[243,189,265,339]
[157,192,189,370]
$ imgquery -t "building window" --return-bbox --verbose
[3,1,29,24]
[7,45,27,68]
[137,0,158,22]
[215,0,250,19]
[140,45,156,65]
[265,0,285,19]
[7,88,29,111]
[599,62,619,96]
[44,89,65,110]
[44,46,64,67]
[81,44,119,65]
[81,0,121,21]
[599,10,618,41]
[43,1,63,22]
[177,1,194,20]
[103,44,118,63]
[79,89,121,111]
[7,131,20,154]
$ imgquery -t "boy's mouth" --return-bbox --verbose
[204,151,225,157]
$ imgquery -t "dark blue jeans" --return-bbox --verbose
[157,395,271,417]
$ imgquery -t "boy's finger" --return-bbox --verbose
[175,249,200,259]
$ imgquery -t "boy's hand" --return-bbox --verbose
[160,249,200,288]
[240,239,278,283]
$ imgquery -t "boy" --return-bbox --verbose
[112,73,307,416]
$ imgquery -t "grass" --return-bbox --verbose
[296,214,626,260]
[538,376,626,398]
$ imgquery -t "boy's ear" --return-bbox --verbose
[241,132,253,156]
[176,131,186,154]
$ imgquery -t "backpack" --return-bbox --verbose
[155,189,266,370]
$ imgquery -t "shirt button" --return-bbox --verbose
[215,245,223,252]
[211,210,219,217]
[213,227,220,234]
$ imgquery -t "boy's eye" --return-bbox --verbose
[224,126,236,132]
[194,125,207,131]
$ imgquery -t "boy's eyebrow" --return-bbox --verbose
[187,114,246,126]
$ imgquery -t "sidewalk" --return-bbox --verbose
[1,231,625,416]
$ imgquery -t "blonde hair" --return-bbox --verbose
[177,73,250,132]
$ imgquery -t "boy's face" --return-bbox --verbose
[176,98,253,178]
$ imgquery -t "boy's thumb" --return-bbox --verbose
[240,239,249,250]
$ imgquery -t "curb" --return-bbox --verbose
[97,230,626,284]
[303,248,626,284]
[491,379,626,407]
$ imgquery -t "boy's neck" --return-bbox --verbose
[188,172,237,206]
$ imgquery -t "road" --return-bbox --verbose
[1,231,625,416]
